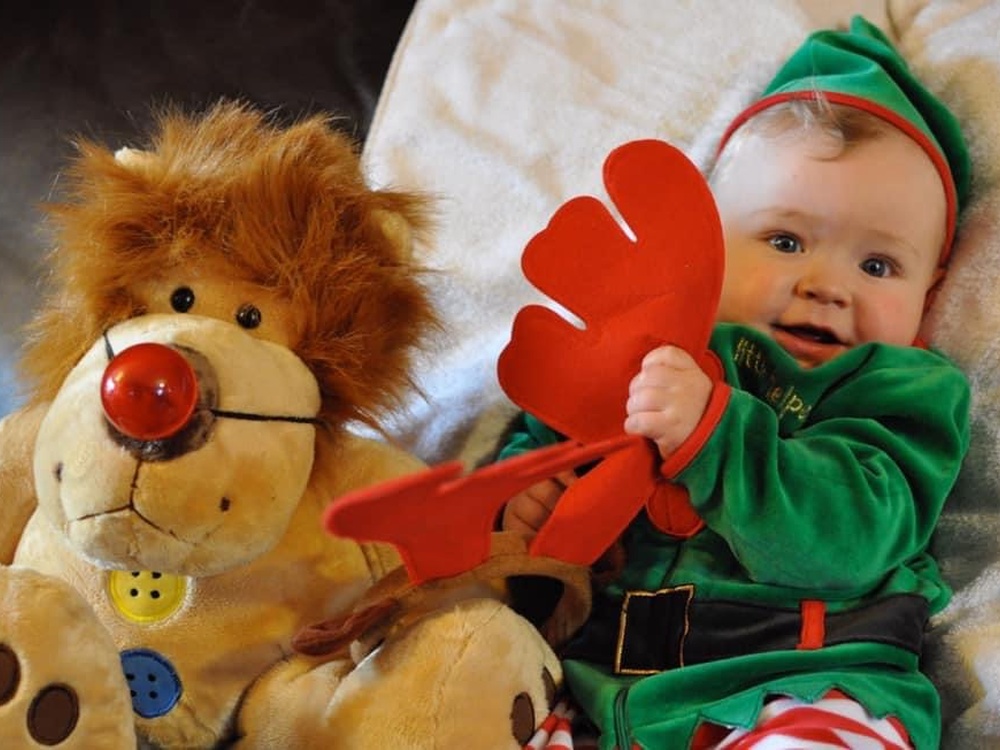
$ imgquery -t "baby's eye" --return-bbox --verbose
[768,234,801,254]
[860,257,894,278]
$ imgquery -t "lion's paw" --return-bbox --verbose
[0,566,134,748]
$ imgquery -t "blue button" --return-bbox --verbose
[120,649,182,719]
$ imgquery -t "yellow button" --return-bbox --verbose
[108,571,187,624]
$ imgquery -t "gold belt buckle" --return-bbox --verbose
[614,584,694,675]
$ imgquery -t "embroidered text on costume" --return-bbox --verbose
[732,336,813,422]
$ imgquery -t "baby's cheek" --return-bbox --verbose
[856,293,924,346]
[717,275,770,325]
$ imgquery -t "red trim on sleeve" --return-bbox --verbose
[660,381,732,480]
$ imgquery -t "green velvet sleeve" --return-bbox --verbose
[678,328,970,595]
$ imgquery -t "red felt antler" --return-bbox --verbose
[324,435,641,584]
[497,139,725,563]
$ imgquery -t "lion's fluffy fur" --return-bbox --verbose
[22,101,438,433]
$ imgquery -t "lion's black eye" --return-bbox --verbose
[236,304,262,329]
[170,287,195,313]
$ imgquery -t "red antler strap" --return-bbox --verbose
[324,435,640,584]
[497,139,724,548]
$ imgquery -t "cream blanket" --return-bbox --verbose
[365,0,1000,746]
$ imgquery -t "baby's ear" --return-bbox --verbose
[931,266,947,289]
[372,208,416,259]
[923,266,947,312]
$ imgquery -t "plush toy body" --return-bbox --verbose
[14,315,415,746]
[0,102,436,748]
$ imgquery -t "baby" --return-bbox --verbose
[500,16,971,750]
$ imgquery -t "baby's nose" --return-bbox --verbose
[795,266,850,306]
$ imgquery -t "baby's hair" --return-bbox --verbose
[709,96,894,187]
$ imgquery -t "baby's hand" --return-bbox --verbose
[624,345,712,459]
[501,471,576,539]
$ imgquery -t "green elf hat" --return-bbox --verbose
[718,15,971,262]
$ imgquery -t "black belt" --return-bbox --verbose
[560,587,929,675]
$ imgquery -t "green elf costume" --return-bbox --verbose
[499,16,972,750]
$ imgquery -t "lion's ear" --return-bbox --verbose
[372,208,416,260]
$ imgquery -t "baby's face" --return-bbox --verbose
[712,124,947,368]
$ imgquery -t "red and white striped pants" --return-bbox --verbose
[526,691,911,750]
[693,690,912,750]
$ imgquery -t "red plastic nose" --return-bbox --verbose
[101,343,199,441]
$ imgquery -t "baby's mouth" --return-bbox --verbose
[775,324,843,346]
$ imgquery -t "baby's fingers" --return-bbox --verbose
[502,479,566,535]
[640,345,698,371]
[623,409,668,440]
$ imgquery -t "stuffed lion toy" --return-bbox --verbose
[0,100,441,748]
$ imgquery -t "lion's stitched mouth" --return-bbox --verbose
[209,408,322,426]
[73,502,223,549]
[76,502,165,530]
